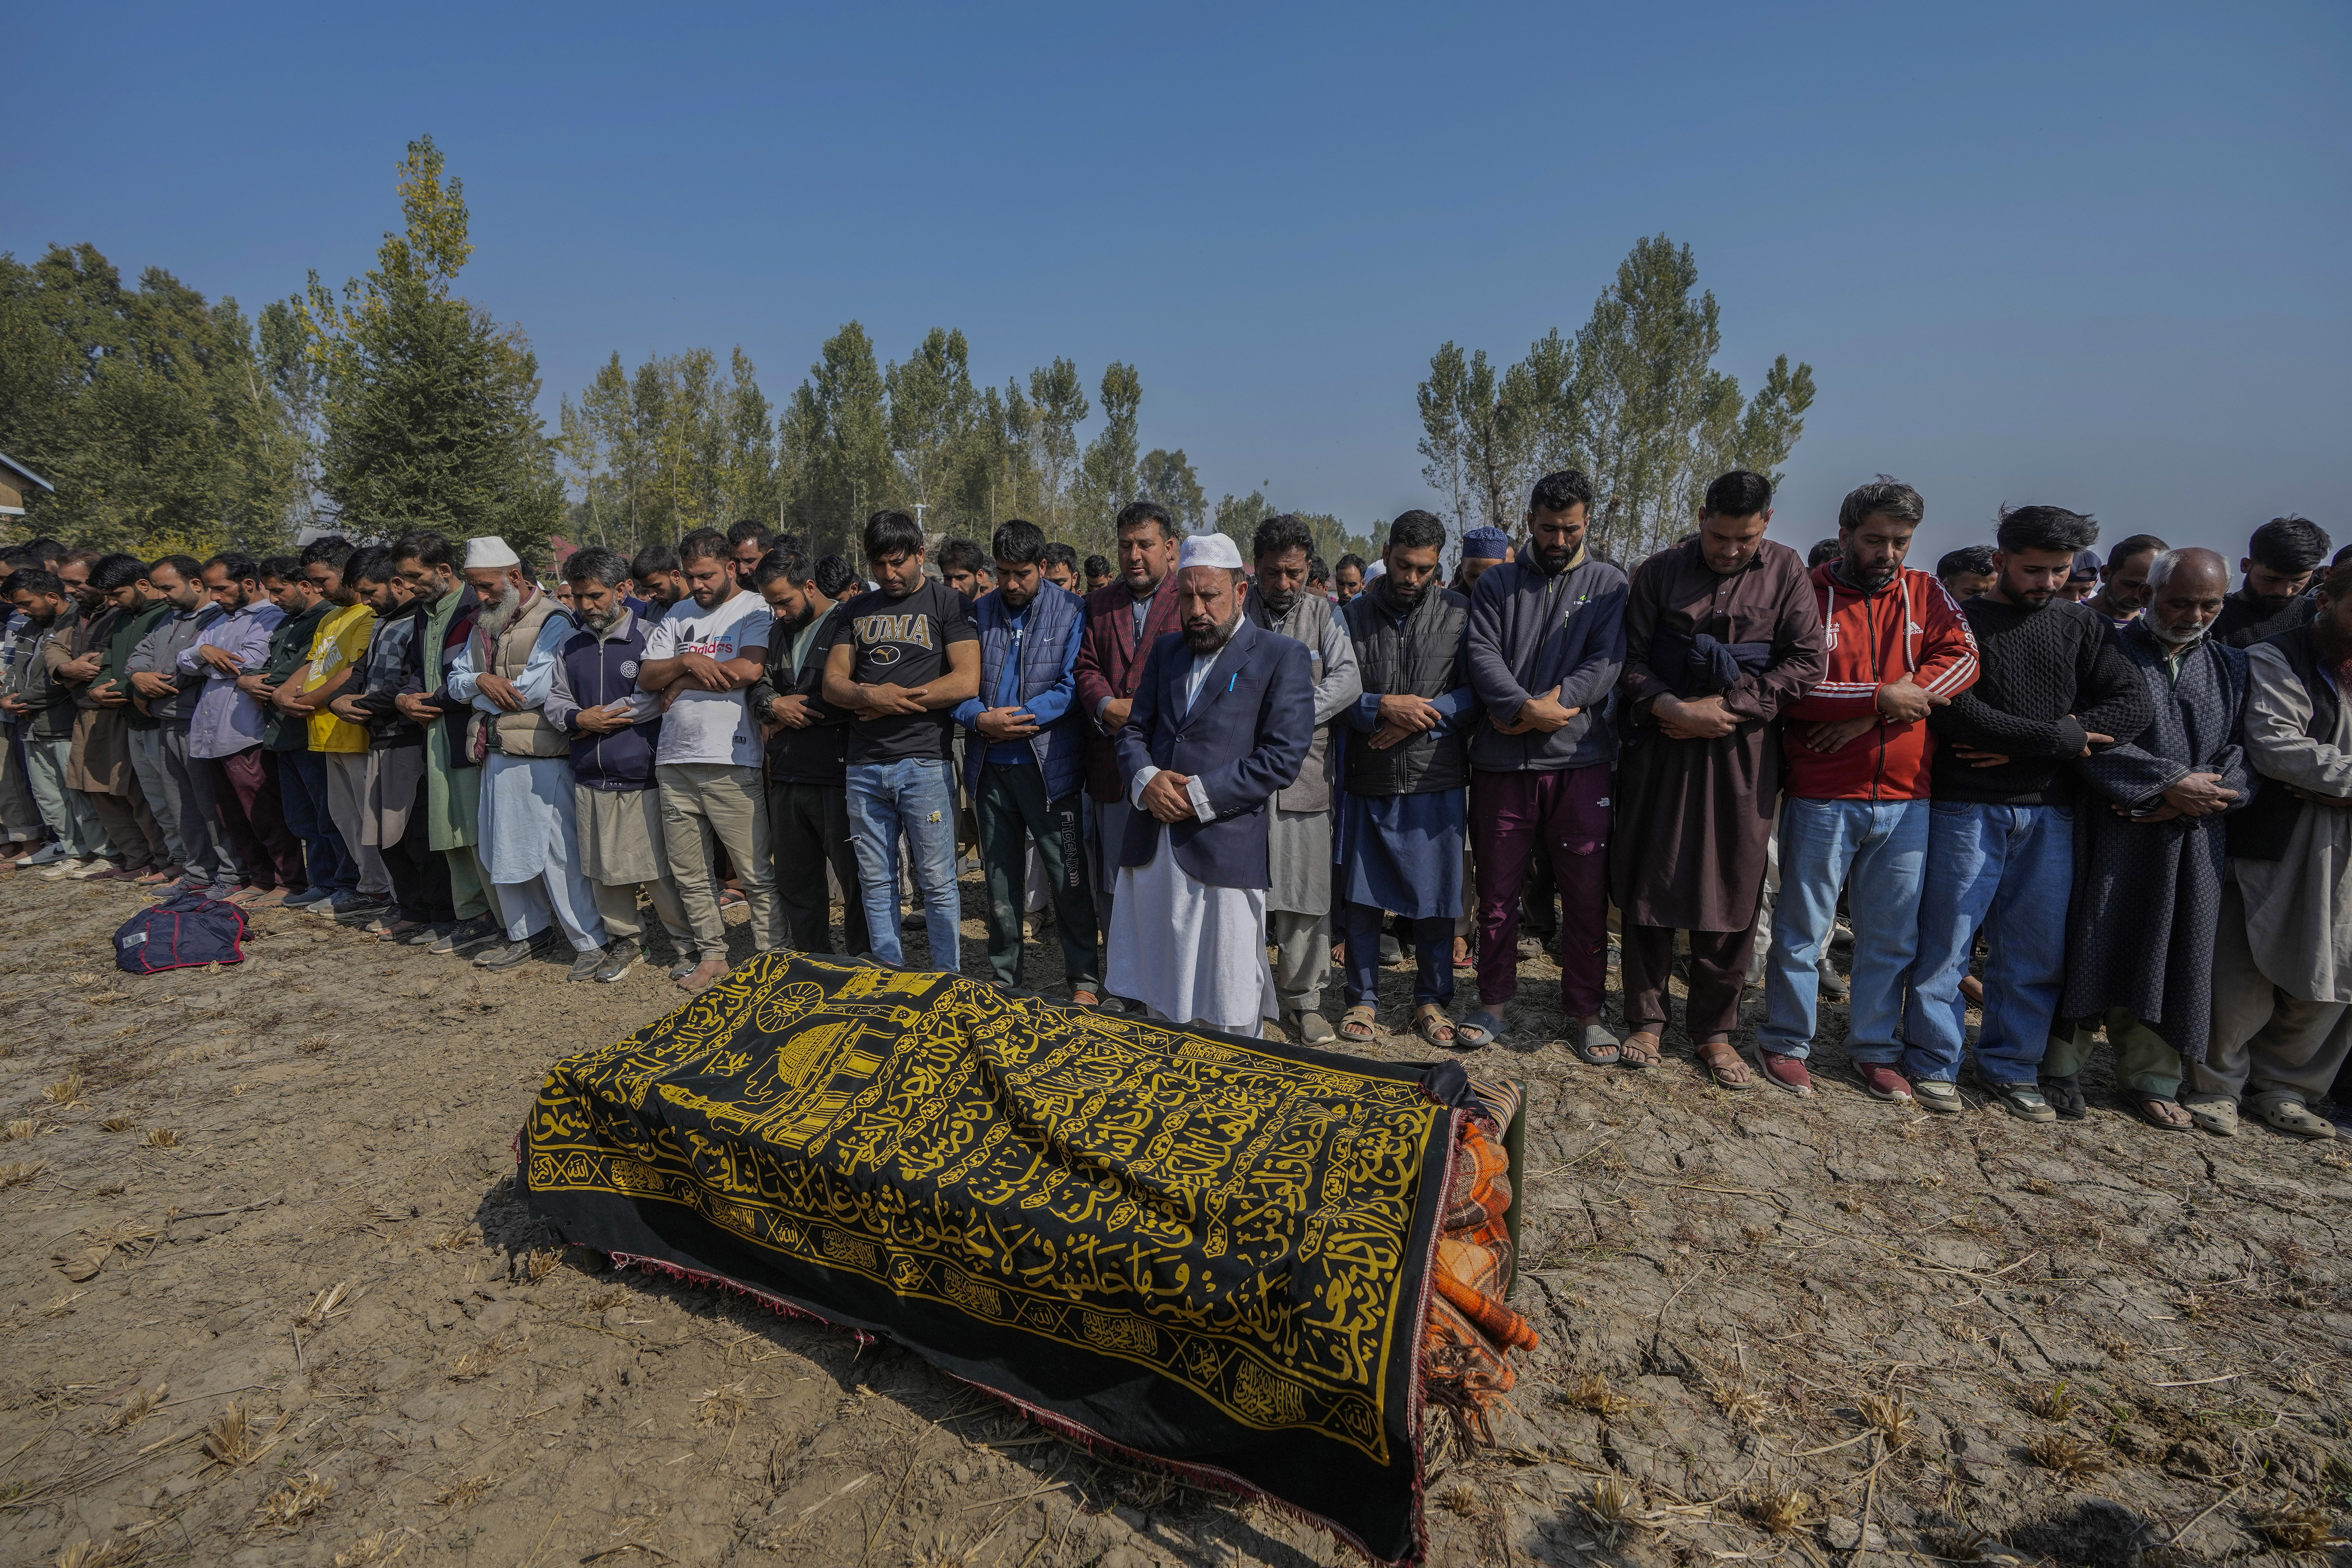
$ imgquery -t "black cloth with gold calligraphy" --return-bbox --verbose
[520,953,1454,1565]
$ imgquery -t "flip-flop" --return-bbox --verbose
[1696,1042,1754,1091]
[2129,1095,2194,1132]
[1618,1033,1662,1070]
[1455,1009,1507,1048]
[1339,1005,1378,1042]
[2040,1074,2088,1120]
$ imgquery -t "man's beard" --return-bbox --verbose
[2145,616,2206,648]
[1842,553,1898,591]
[1382,575,1423,610]
[1183,608,1240,655]
[2003,571,2055,610]
[477,584,523,636]
[775,601,813,637]
[1536,544,1573,574]
[1257,583,1295,616]
[581,602,625,633]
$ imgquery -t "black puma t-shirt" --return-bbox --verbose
[829,578,977,766]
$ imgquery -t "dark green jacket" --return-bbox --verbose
[102,601,172,732]
[262,600,332,752]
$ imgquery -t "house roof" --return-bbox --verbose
[0,451,54,494]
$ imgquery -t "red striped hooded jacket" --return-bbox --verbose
[1781,562,1979,800]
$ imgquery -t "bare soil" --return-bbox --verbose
[3,867,2349,1568]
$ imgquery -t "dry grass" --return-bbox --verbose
[136,1128,179,1148]
[1436,1480,1479,1517]
[432,1225,477,1252]
[98,1116,132,1133]
[1925,1527,2007,1562]
[200,1402,282,1469]
[57,1540,141,1568]
[294,1280,352,1332]
[1561,1372,1635,1418]
[694,1379,754,1428]
[2021,1380,2076,1422]
[2246,1504,2343,1552]
[255,1469,336,1528]
[1738,1485,1814,1536]
[447,1337,509,1382]
[5,1117,39,1140]
[42,1072,83,1106]
[431,1471,499,1509]
[107,1383,166,1431]
[2021,1178,2057,1196]
[1857,1392,1917,1450]
[1582,1477,1642,1547]
[330,1527,411,1566]
[0,1161,44,1189]
[1709,1379,1772,1427]
[2025,1432,2106,1479]
[297,1034,332,1056]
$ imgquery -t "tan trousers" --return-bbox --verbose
[592,880,693,946]
[2197,882,2352,1104]
[656,762,781,959]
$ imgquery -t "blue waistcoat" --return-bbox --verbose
[966,582,1086,800]
[558,616,661,790]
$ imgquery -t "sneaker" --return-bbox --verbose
[281,884,334,909]
[593,937,643,983]
[403,921,456,947]
[331,896,396,924]
[566,945,608,982]
[15,843,66,868]
[475,933,551,971]
[1286,1009,1336,1044]
[667,955,702,982]
[1759,1051,1814,1095]
[1856,1063,1914,1103]
[1915,1080,1964,1114]
[431,914,504,956]
[71,858,127,880]
[1986,1081,2057,1123]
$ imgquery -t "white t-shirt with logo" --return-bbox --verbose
[643,589,774,768]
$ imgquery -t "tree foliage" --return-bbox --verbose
[559,346,778,549]
[1417,234,1815,563]
[297,135,562,561]
[0,243,309,554]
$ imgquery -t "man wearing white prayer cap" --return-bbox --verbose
[1102,532,1316,1034]
[444,536,611,978]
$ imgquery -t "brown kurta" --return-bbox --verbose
[1609,537,1823,932]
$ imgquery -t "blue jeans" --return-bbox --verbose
[847,758,963,971]
[1902,801,2074,1085]
[1760,797,1928,1060]
[279,749,356,896]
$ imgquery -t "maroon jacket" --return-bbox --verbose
[1072,572,1184,802]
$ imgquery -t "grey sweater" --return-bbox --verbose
[1463,546,1629,772]
[126,604,223,726]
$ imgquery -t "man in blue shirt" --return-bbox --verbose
[955,520,1098,1002]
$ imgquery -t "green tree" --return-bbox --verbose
[298,135,562,562]
[950,381,1039,535]
[1416,327,1583,546]
[1073,361,1142,549]
[885,327,976,530]
[1574,235,1813,562]
[780,321,893,558]
[0,243,305,553]
[1138,447,1206,533]
[1025,358,1089,536]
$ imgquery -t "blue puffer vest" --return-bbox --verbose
[965,582,1086,800]
[558,613,661,790]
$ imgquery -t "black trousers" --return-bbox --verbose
[385,767,454,925]
[770,778,869,957]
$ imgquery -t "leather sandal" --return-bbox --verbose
[1618,1032,1662,1069]
[1696,1040,1754,1091]
[1339,1005,1378,1042]
[1414,1004,1458,1048]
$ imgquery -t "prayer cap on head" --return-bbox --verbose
[2068,549,2100,584]
[466,536,521,570]
[1178,533,1245,572]
[1462,527,1512,562]
[1365,559,1387,581]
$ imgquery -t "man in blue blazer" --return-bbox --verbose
[1103,532,1316,1034]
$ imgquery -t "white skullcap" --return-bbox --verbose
[1177,532,1245,572]
[465,535,520,569]
[1365,559,1387,581]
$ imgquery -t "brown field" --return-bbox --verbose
[2,867,2348,1567]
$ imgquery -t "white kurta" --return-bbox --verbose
[450,608,605,952]
[1103,648,1278,1033]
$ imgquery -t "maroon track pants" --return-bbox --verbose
[1470,765,1612,1015]
[208,745,307,893]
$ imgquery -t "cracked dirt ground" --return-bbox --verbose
[2,869,2349,1568]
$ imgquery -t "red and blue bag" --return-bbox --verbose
[112,892,250,975]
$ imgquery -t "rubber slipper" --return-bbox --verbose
[1569,1023,1621,1066]
[1697,1043,1755,1091]
[2129,1095,2194,1132]
[1455,1009,1507,1048]
[2039,1074,2088,1120]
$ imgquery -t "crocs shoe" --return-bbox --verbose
[2251,1094,2336,1140]
[2183,1092,2237,1137]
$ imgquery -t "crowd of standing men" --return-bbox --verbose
[2,472,2347,1142]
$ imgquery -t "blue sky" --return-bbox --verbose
[8,2,2346,564]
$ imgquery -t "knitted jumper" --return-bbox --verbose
[1925,595,2153,806]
